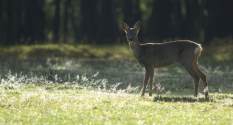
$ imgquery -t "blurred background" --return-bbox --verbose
[0,0,232,93]
[0,0,232,44]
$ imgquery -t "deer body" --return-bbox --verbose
[123,22,208,98]
[129,40,201,67]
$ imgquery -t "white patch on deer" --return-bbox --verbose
[203,87,208,93]
[194,44,202,57]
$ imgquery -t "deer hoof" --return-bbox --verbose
[205,92,209,99]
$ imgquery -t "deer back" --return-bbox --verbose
[130,40,200,67]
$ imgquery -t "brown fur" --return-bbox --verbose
[122,22,209,98]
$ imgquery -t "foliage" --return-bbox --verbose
[0,0,232,44]
[0,43,131,60]
[1,41,233,62]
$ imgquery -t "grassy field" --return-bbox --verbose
[0,84,232,125]
[0,42,233,125]
[0,41,233,62]
[0,43,131,60]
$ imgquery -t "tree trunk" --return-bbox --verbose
[97,0,118,43]
[23,0,45,43]
[79,0,98,42]
[184,0,206,43]
[52,0,61,42]
[122,0,141,25]
[63,0,71,42]
[206,0,233,42]
[147,0,174,40]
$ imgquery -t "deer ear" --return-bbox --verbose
[133,21,141,31]
[122,22,129,33]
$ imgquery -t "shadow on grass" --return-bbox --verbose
[153,96,213,103]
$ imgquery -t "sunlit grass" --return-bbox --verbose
[0,41,233,125]
[0,42,233,63]
[0,43,132,60]
[0,84,232,125]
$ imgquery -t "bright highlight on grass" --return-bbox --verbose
[0,84,233,125]
[0,43,233,125]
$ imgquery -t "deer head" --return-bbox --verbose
[122,21,141,42]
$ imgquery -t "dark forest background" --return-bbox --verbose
[0,0,232,45]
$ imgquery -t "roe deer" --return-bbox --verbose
[122,21,209,99]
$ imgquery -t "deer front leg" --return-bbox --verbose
[141,69,149,96]
[148,68,154,96]
[193,78,200,97]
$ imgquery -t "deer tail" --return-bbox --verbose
[194,44,203,57]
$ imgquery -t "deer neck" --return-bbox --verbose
[128,40,141,59]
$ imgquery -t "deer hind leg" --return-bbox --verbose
[193,63,209,98]
[180,51,201,97]
[141,68,149,96]
[193,46,209,99]
[183,65,200,97]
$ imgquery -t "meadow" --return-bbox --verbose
[0,42,233,125]
[0,84,232,125]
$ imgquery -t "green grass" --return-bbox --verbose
[1,42,233,63]
[0,43,131,60]
[0,41,233,125]
[0,84,232,125]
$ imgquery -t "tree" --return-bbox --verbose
[63,0,71,42]
[5,0,18,44]
[122,0,141,25]
[52,0,61,42]
[0,0,232,45]
[146,0,174,40]
[206,0,233,41]
[183,0,207,42]
[97,0,118,43]
[79,0,98,42]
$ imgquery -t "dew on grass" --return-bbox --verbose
[0,58,233,94]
